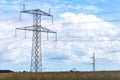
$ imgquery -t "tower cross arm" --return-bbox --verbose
[16,25,56,33]
[20,9,53,17]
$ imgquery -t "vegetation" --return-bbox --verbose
[0,71,120,80]
[0,70,14,73]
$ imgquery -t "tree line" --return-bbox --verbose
[0,70,14,73]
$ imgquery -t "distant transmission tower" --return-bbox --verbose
[91,52,95,71]
[16,7,57,72]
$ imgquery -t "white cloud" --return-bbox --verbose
[42,12,120,64]
[0,1,119,70]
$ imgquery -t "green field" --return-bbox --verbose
[0,71,120,80]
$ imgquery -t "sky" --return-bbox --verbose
[0,0,120,72]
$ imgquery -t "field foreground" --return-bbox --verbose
[0,71,120,80]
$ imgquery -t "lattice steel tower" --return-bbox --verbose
[91,52,95,71]
[16,9,57,72]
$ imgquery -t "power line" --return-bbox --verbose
[53,19,120,25]
[2,33,120,45]
[56,39,120,42]
[68,35,120,38]
[5,20,21,25]
[0,33,25,41]
[87,11,120,15]
[0,33,28,46]
[52,11,120,19]
[0,45,31,53]
[0,38,25,46]
[0,40,55,53]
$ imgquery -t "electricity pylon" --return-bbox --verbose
[16,9,57,72]
[91,52,95,71]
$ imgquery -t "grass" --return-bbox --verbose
[0,71,120,80]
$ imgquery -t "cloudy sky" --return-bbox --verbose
[0,0,120,72]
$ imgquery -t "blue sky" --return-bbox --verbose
[0,0,120,72]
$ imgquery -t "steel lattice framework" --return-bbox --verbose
[16,9,57,72]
